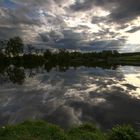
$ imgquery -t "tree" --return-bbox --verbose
[108,125,139,140]
[44,49,52,60]
[7,66,25,85]
[113,50,119,57]
[6,37,24,56]
[27,44,35,54]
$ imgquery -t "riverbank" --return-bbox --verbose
[0,120,139,140]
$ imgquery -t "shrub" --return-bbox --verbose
[0,120,67,140]
[68,123,106,140]
[108,125,140,140]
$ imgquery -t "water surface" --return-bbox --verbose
[0,65,140,130]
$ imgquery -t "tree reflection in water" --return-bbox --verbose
[7,66,25,85]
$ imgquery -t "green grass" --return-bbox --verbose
[118,55,140,62]
[0,121,67,140]
[0,121,139,140]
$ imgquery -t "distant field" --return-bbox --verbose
[119,55,140,61]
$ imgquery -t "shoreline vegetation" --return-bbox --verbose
[0,37,140,84]
[0,37,140,69]
[0,120,139,140]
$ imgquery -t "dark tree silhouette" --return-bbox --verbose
[6,37,24,56]
[7,66,25,85]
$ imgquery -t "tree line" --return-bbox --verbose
[0,37,140,67]
[0,37,140,84]
[0,36,120,57]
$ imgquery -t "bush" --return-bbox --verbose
[108,125,140,140]
[68,123,106,140]
[0,120,67,140]
[0,121,139,140]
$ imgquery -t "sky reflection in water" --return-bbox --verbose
[0,66,140,130]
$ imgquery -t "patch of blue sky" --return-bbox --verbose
[0,0,19,9]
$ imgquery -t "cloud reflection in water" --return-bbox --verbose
[0,66,140,129]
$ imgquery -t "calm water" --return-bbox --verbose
[0,65,140,130]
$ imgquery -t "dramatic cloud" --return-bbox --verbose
[0,0,140,52]
[126,26,140,33]
[70,0,140,23]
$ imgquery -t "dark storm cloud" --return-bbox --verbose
[1,0,140,27]
[39,30,64,43]
[70,0,95,11]
[88,39,125,51]
[70,0,140,23]
[0,26,23,39]
[70,0,112,11]
[0,0,67,38]
[1,8,41,26]
[38,30,86,50]
[92,16,107,24]
[110,0,140,23]
[38,29,125,51]
[126,26,140,33]
[0,1,43,40]
[0,0,139,52]
[12,0,68,10]
[56,30,84,49]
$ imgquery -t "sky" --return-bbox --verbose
[0,0,140,52]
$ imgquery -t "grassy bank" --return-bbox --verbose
[0,120,139,140]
